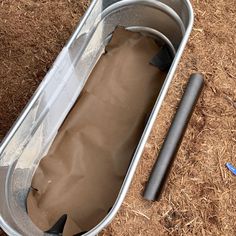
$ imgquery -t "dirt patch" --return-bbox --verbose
[0,0,235,235]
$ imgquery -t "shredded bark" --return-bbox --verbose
[0,0,235,235]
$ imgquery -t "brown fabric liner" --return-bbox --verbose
[27,27,167,235]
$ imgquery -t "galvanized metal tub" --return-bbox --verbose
[0,0,194,235]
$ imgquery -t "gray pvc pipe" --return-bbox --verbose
[143,73,204,201]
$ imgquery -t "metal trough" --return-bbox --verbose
[0,0,194,235]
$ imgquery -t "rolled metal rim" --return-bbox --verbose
[101,0,186,35]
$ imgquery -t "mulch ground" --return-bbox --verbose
[0,0,235,235]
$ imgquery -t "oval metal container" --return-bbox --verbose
[0,0,194,235]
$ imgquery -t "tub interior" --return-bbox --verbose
[0,0,191,235]
[27,27,169,235]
